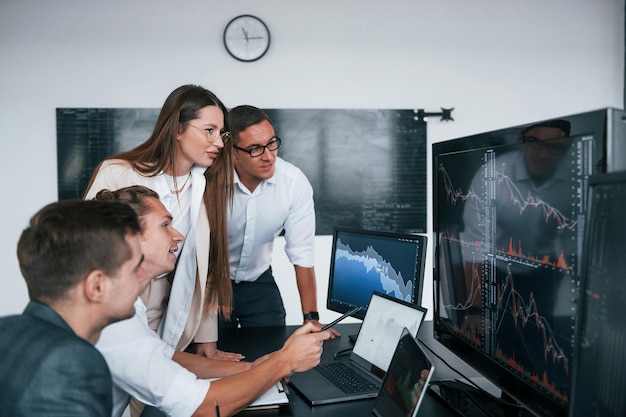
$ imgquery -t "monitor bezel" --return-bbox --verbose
[431,139,572,417]
[429,109,619,417]
[326,226,428,320]
[568,171,626,417]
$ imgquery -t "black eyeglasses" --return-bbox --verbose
[522,135,569,155]
[233,137,281,157]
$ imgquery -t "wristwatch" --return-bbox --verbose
[303,311,319,321]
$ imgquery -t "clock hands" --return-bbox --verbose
[240,27,264,41]
[225,15,270,61]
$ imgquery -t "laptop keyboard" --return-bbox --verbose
[316,362,379,394]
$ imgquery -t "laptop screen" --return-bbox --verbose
[352,292,427,373]
[372,328,434,417]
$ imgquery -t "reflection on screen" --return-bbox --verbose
[570,173,626,417]
[435,134,594,413]
[372,330,434,417]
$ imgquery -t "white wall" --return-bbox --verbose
[1,0,623,325]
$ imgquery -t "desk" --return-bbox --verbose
[218,322,462,417]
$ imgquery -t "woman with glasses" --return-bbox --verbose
[84,85,241,363]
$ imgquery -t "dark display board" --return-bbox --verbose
[57,108,427,235]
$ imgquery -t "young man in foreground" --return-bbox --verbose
[0,200,146,417]
[95,186,331,417]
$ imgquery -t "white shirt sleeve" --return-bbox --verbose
[97,299,210,417]
[283,167,316,267]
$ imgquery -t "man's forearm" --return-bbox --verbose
[172,351,252,379]
[295,265,318,315]
[194,351,292,417]
[193,323,328,417]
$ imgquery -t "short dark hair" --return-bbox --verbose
[521,119,571,137]
[229,105,273,144]
[17,200,141,302]
[93,186,160,230]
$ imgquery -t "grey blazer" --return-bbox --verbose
[0,301,113,417]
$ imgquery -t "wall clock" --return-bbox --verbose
[223,15,271,62]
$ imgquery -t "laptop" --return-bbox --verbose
[289,291,427,405]
[371,328,435,417]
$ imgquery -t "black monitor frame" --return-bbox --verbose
[430,108,626,417]
[568,171,626,417]
[326,226,427,320]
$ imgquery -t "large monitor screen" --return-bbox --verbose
[569,172,626,417]
[432,119,597,417]
[326,227,427,320]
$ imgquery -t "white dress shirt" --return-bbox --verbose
[228,157,316,283]
[97,299,211,417]
[85,160,218,349]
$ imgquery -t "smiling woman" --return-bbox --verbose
[80,84,247,415]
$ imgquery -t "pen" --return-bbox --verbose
[321,306,361,331]
[215,401,221,417]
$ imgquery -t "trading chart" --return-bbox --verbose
[436,135,594,405]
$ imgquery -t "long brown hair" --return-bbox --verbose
[85,85,233,317]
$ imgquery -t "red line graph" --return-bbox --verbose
[440,163,575,231]
[496,264,570,377]
[439,163,574,270]
[496,171,576,231]
[439,164,483,224]
[443,252,482,312]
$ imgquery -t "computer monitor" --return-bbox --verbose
[569,172,626,417]
[326,227,427,320]
[431,109,626,417]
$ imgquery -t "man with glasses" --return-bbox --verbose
[456,119,574,336]
[223,105,337,334]
[460,119,573,255]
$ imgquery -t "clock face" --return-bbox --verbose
[223,15,271,62]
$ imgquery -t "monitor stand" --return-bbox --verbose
[428,380,533,417]
[343,322,361,345]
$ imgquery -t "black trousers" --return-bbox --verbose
[139,406,165,417]
[219,267,286,328]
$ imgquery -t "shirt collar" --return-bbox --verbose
[233,167,277,194]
